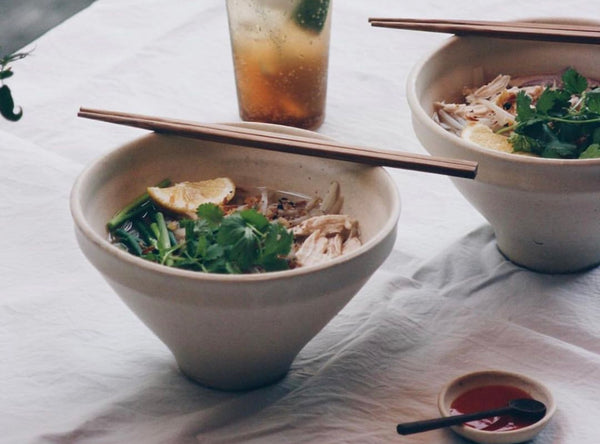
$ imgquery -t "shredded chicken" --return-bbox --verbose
[292,214,358,236]
[292,214,361,267]
[234,181,361,267]
[435,73,546,134]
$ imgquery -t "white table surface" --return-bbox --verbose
[2,1,600,443]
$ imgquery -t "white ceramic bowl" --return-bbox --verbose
[70,123,400,391]
[438,370,556,444]
[407,28,600,273]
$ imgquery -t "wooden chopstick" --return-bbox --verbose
[368,18,600,32]
[368,18,600,44]
[77,107,478,179]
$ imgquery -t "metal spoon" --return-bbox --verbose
[397,399,547,435]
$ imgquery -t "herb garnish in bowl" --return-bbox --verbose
[505,68,600,159]
[107,177,362,274]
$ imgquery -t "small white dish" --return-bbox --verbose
[438,370,556,444]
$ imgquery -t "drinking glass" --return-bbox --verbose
[226,0,332,130]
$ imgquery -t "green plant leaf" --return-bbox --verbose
[579,143,600,159]
[515,91,535,122]
[240,208,269,232]
[592,127,600,144]
[263,222,293,258]
[0,85,23,121]
[197,203,224,226]
[218,213,260,270]
[0,69,13,80]
[260,256,290,272]
[584,88,600,115]
[509,133,542,154]
[0,50,31,66]
[542,139,578,158]
[535,88,570,115]
[562,67,588,95]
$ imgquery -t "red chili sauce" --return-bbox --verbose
[450,385,537,432]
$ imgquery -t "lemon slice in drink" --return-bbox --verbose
[461,122,513,153]
[148,177,235,217]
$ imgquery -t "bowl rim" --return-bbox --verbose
[437,369,556,442]
[406,21,600,168]
[70,123,401,283]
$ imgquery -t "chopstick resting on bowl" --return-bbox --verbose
[77,107,478,179]
[368,18,600,44]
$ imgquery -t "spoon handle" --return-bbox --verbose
[397,406,512,435]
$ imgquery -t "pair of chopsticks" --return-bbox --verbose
[77,107,477,179]
[368,18,600,44]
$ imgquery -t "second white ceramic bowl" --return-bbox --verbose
[407,29,600,273]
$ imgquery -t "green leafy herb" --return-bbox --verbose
[260,222,295,271]
[293,0,330,33]
[513,90,535,122]
[197,203,224,226]
[562,67,588,95]
[534,88,570,116]
[0,49,31,122]
[580,143,600,159]
[584,89,600,114]
[505,67,600,159]
[109,198,294,274]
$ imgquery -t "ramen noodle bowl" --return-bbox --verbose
[407,25,600,273]
[70,126,400,390]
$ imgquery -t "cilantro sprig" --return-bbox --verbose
[109,192,294,274]
[502,68,600,159]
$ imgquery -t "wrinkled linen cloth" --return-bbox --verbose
[2,1,600,443]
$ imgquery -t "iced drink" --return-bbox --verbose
[226,0,332,130]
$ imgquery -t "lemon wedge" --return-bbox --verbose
[461,123,513,153]
[147,177,235,217]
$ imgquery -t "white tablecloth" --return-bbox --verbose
[3,1,600,443]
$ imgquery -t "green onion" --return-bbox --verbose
[107,178,171,231]
[114,228,143,256]
[155,212,171,250]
